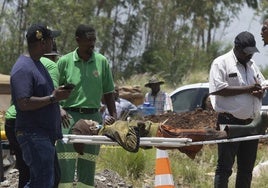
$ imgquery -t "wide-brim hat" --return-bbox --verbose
[145,77,164,87]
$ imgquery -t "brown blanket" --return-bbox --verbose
[156,124,226,159]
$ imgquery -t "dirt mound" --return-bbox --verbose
[144,108,218,129]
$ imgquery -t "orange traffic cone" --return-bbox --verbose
[154,149,175,188]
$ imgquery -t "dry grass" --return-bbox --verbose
[96,143,268,187]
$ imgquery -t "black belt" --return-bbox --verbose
[219,112,253,124]
[64,107,99,114]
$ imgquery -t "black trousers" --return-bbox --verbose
[5,119,30,188]
[214,113,258,188]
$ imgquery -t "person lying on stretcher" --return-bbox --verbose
[70,111,268,155]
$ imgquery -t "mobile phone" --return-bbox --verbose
[62,83,75,90]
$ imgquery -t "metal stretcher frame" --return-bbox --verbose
[62,134,268,148]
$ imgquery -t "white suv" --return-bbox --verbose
[170,82,268,113]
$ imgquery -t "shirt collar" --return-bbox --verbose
[73,48,79,62]
[73,48,95,63]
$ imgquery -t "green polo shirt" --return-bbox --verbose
[57,49,114,108]
[40,57,59,87]
[5,57,59,120]
[5,105,16,119]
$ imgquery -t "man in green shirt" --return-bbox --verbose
[56,24,116,188]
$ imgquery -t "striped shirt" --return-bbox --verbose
[144,90,173,115]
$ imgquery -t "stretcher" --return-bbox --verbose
[64,112,268,159]
[62,134,268,148]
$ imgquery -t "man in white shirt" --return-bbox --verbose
[209,31,265,188]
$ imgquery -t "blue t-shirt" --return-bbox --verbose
[10,55,62,140]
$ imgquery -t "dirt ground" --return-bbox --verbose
[144,108,217,129]
[1,168,133,188]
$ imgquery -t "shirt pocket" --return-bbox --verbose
[227,72,240,86]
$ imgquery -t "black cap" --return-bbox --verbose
[234,31,259,54]
[75,24,95,39]
[26,23,61,43]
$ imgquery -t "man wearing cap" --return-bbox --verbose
[209,31,266,188]
[10,23,72,188]
[56,24,116,187]
[43,40,60,62]
[5,53,61,188]
[144,76,173,115]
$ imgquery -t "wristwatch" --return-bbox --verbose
[49,94,56,103]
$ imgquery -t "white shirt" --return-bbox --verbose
[209,49,265,119]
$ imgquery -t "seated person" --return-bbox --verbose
[102,86,137,120]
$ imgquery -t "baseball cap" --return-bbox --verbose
[234,31,259,54]
[26,23,61,43]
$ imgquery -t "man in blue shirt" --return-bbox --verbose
[10,23,72,188]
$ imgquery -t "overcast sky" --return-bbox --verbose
[222,6,268,68]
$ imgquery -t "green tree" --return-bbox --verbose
[0,0,265,86]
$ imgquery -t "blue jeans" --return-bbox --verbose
[16,132,55,188]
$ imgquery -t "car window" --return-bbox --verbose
[196,88,209,109]
[171,88,209,113]
[262,92,268,105]
[171,88,197,112]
